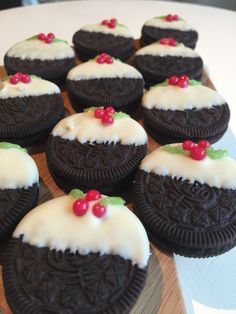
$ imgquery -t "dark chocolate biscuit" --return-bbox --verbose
[0,75,65,147]
[141,14,198,48]
[46,109,147,194]
[133,144,236,257]
[3,192,150,313]
[141,80,229,144]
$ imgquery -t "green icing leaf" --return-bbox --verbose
[162,144,188,156]
[117,23,128,29]
[206,147,228,160]
[84,106,104,112]
[26,35,38,41]
[189,79,202,86]
[70,189,85,199]
[150,80,168,89]
[53,38,69,45]
[0,142,27,152]
[100,196,126,206]
[113,112,130,120]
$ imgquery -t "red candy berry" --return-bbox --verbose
[168,37,177,46]
[21,74,31,83]
[166,14,179,22]
[190,146,207,160]
[44,36,53,44]
[85,190,101,201]
[160,38,169,45]
[168,76,179,85]
[102,114,114,125]
[105,55,113,64]
[101,19,108,25]
[38,33,46,40]
[101,18,117,29]
[182,140,195,151]
[105,106,115,114]
[166,14,173,21]
[92,203,107,218]
[96,53,113,64]
[47,33,55,40]
[72,199,89,216]
[178,78,188,88]
[9,75,20,85]
[95,108,105,119]
[198,140,210,149]
[172,14,179,21]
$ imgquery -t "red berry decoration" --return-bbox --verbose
[179,75,189,82]
[190,146,207,161]
[85,190,101,201]
[21,74,31,83]
[178,78,188,88]
[102,114,114,125]
[173,14,179,21]
[72,199,89,216]
[182,140,195,151]
[95,108,105,119]
[38,33,46,40]
[101,18,117,29]
[105,55,113,64]
[198,140,210,149]
[47,32,55,40]
[166,14,179,22]
[101,19,108,25]
[168,37,177,47]
[160,38,169,45]
[44,36,53,44]
[105,106,115,114]
[96,53,113,64]
[166,14,173,22]
[9,75,20,85]
[92,203,107,218]
[168,76,179,86]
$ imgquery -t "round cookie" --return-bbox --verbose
[133,39,203,87]
[133,142,236,257]
[72,18,134,61]
[0,142,39,242]
[3,189,150,313]
[141,77,230,144]
[46,108,148,194]
[67,55,144,115]
[141,14,198,48]
[4,33,76,85]
[0,73,65,147]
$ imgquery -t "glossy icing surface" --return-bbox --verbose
[81,23,133,38]
[145,16,195,31]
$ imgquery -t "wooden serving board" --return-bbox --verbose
[0,64,187,313]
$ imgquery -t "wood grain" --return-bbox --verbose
[0,65,185,314]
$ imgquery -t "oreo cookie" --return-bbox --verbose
[67,55,144,115]
[141,14,198,48]
[0,74,65,147]
[0,143,39,243]
[141,77,230,144]
[4,33,76,85]
[46,108,147,194]
[3,190,150,313]
[73,18,134,61]
[133,39,203,87]
[133,142,236,257]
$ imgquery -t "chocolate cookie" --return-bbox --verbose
[4,33,76,85]
[0,143,39,243]
[73,18,134,61]
[133,39,203,87]
[67,54,144,115]
[141,14,198,48]
[46,108,147,194]
[133,143,236,257]
[141,78,230,144]
[0,74,65,147]
[3,190,150,313]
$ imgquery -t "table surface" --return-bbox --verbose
[0,1,236,313]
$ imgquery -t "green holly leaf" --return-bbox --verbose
[70,189,85,199]
[0,142,27,152]
[117,23,128,29]
[100,197,126,206]
[26,35,38,41]
[53,38,69,45]
[150,80,168,89]
[206,147,228,160]
[188,79,202,86]
[113,112,130,120]
[162,144,188,156]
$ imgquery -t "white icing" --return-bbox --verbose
[0,77,60,99]
[52,110,147,145]
[145,17,195,31]
[136,42,199,58]
[81,23,133,38]
[0,148,39,189]
[140,145,236,189]
[67,59,142,80]
[13,194,150,268]
[142,85,225,110]
[6,39,75,61]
